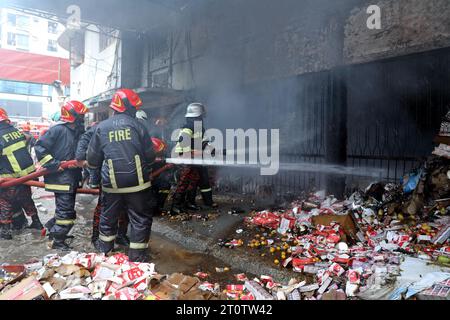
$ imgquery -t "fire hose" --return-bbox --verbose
[0,160,175,195]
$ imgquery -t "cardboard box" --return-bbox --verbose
[0,277,47,300]
[312,214,357,241]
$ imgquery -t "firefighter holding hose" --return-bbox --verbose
[34,101,88,250]
[87,89,156,262]
[170,103,217,215]
[0,108,43,240]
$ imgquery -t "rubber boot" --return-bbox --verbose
[51,235,71,251]
[128,248,150,263]
[115,226,130,247]
[94,238,114,254]
[28,214,44,230]
[170,193,186,216]
[12,211,28,231]
[0,224,12,240]
[154,192,169,216]
[186,190,201,211]
[45,218,56,240]
[201,191,218,208]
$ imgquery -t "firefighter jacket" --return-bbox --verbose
[174,119,208,155]
[0,121,35,179]
[34,122,83,193]
[75,124,97,161]
[86,113,156,194]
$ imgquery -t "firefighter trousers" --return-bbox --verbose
[98,190,154,261]
[151,173,172,215]
[49,192,77,240]
[92,187,129,241]
[173,165,213,206]
[0,185,38,226]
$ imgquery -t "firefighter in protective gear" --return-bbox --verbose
[136,109,153,137]
[87,89,156,262]
[0,108,43,240]
[150,137,172,216]
[171,103,217,215]
[34,101,88,250]
[75,122,130,246]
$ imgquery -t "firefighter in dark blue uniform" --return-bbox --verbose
[87,89,156,262]
[75,122,130,246]
[34,101,88,250]
[0,108,43,240]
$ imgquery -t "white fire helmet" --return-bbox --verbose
[136,109,148,120]
[185,103,206,118]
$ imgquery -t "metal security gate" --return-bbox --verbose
[214,48,450,196]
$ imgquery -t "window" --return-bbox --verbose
[99,27,115,52]
[7,33,16,46]
[16,34,29,50]
[0,80,43,96]
[48,39,58,52]
[48,21,58,34]
[7,14,16,27]
[16,15,30,30]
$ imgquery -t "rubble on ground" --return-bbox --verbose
[1,156,450,300]
[219,155,450,300]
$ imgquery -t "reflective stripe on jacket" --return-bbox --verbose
[0,121,36,178]
[34,122,83,193]
[87,113,155,194]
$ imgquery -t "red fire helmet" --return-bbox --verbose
[61,101,88,123]
[0,108,9,123]
[110,89,143,113]
[22,123,31,132]
[152,137,167,153]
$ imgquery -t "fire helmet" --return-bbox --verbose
[61,101,88,123]
[151,137,167,153]
[0,108,10,123]
[136,110,148,121]
[185,103,205,118]
[22,123,31,132]
[110,89,143,113]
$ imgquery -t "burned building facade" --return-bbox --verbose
[6,0,450,196]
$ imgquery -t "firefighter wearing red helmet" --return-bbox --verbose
[0,108,43,240]
[34,101,88,250]
[75,121,130,246]
[87,89,156,262]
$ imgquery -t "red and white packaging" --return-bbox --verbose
[133,277,149,292]
[121,267,145,283]
[240,293,255,300]
[326,233,341,244]
[195,272,209,279]
[329,263,345,276]
[107,253,129,265]
[73,253,98,269]
[226,284,244,291]
[347,269,361,284]
[235,273,248,282]
[92,264,117,281]
[114,287,141,300]
[198,282,215,292]
[333,254,350,265]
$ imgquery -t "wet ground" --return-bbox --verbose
[0,188,254,285]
